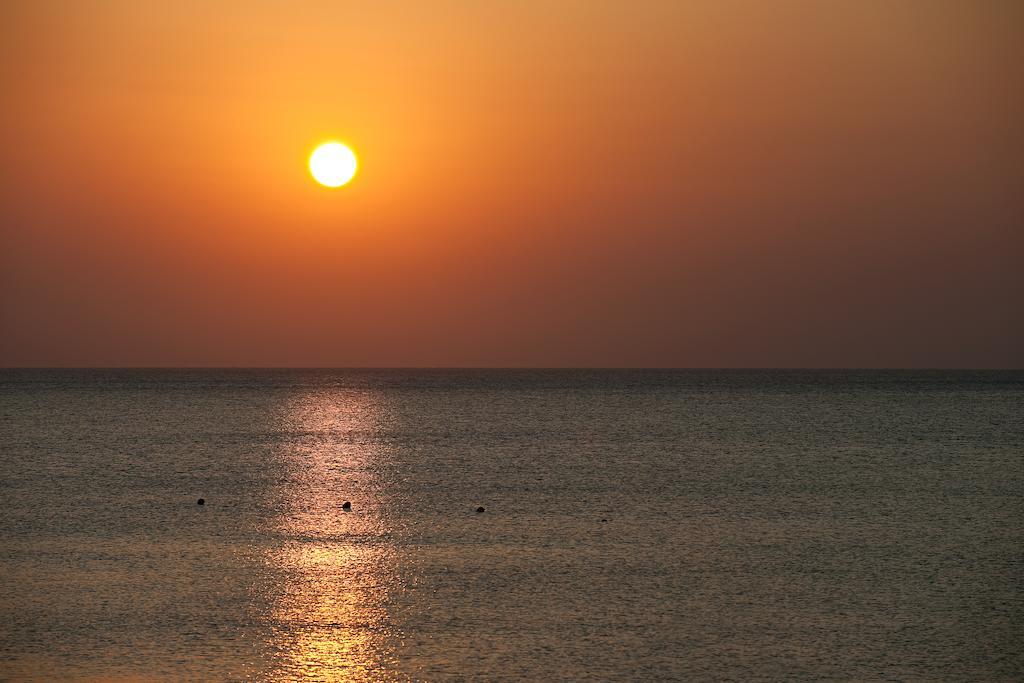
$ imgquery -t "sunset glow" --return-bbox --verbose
[0,1,1020,367]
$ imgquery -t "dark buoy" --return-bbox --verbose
[342,501,352,511]
[476,506,485,513]
[197,498,205,506]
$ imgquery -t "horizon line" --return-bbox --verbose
[2,366,1022,372]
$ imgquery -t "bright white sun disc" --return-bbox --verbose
[309,142,357,187]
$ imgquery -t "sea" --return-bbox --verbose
[1,369,1021,681]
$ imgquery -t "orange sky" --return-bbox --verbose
[1,1,1021,367]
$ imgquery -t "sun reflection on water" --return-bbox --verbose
[265,388,400,681]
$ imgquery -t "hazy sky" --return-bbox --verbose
[2,1,1021,367]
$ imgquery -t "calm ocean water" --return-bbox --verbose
[1,369,1021,681]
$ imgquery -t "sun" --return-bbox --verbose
[309,142,358,188]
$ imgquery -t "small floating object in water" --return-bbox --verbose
[342,501,352,511]
[600,518,608,523]
[476,506,485,513]
[197,498,205,506]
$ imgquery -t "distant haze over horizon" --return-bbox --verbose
[4,367,1024,372]
[2,1,1021,368]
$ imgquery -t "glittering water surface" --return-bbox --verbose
[1,370,1022,680]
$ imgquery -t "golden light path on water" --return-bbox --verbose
[266,388,400,681]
